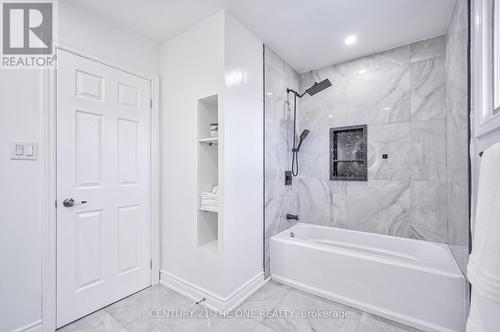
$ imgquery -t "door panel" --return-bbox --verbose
[56,49,151,327]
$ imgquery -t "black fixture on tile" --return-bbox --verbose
[285,171,293,186]
[382,154,388,159]
[286,214,299,220]
[286,79,333,180]
[330,124,368,181]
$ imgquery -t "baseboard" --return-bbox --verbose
[271,274,457,332]
[160,270,267,312]
[11,320,42,332]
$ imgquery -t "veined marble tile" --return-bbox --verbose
[409,181,447,243]
[368,122,411,180]
[410,119,446,181]
[346,181,411,237]
[299,177,347,228]
[300,64,348,94]
[264,46,300,276]
[150,315,259,332]
[347,64,410,125]
[236,281,291,319]
[105,285,193,332]
[445,0,469,277]
[448,0,468,33]
[410,35,446,63]
[337,45,410,76]
[57,310,127,332]
[265,66,287,97]
[260,288,361,332]
[410,57,446,121]
[265,47,288,75]
[253,324,278,332]
[446,109,468,184]
[203,318,260,332]
[356,312,423,332]
[299,95,349,179]
[446,29,468,59]
[447,180,469,273]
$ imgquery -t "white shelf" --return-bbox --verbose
[198,137,218,144]
[199,206,218,213]
[197,94,219,248]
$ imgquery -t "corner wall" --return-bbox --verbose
[160,11,264,301]
[263,46,300,277]
[160,11,226,296]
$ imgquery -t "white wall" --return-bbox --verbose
[160,12,227,295]
[0,70,44,332]
[0,3,159,331]
[58,1,160,74]
[222,13,263,293]
[160,11,263,301]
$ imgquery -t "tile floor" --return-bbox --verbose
[58,281,422,332]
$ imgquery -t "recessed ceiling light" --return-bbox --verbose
[345,35,357,45]
[359,69,367,74]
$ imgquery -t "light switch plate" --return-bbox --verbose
[11,141,38,160]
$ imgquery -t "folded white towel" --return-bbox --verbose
[467,142,500,331]
[201,193,217,199]
[201,199,218,205]
[200,202,218,208]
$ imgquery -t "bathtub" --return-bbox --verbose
[270,223,466,332]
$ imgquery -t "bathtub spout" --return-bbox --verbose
[286,214,299,220]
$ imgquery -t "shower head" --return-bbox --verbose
[296,129,310,151]
[305,79,332,96]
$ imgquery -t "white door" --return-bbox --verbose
[56,49,152,327]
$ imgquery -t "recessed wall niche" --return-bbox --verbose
[330,125,367,181]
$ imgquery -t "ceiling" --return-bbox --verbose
[65,0,455,73]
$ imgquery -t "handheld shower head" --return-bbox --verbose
[296,129,310,151]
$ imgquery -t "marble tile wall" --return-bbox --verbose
[264,32,469,277]
[298,36,450,243]
[445,0,469,275]
[264,46,300,277]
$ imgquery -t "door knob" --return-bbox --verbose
[63,198,87,207]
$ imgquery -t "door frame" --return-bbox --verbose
[41,43,161,332]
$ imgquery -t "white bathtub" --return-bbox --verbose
[270,223,467,332]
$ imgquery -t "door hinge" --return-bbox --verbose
[150,99,152,108]
[150,260,153,269]
[55,200,57,208]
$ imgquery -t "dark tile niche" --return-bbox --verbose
[330,125,367,181]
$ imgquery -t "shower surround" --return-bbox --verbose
[265,31,469,277]
[298,35,449,243]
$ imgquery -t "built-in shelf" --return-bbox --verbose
[330,125,368,181]
[199,137,218,144]
[197,94,219,249]
[199,206,218,213]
